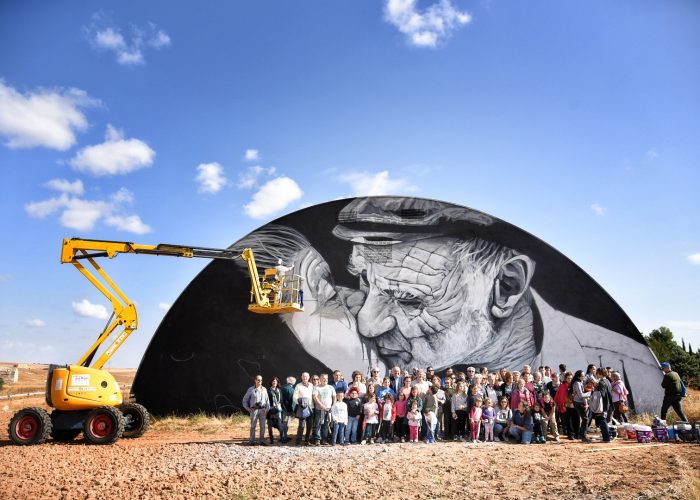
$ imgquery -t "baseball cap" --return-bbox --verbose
[660,362,671,369]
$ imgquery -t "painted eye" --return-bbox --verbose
[392,291,423,310]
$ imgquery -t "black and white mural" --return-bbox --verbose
[132,197,662,413]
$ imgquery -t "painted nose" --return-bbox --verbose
[357,291,396,338]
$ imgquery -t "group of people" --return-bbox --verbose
[241,361,688,446]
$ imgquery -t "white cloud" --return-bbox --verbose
[25,319,46,328]
[104,215,152,234]
[687,253,700,265]
[111,187,135,204]
[158,302,172,311]
[0,274,12,283]
[0,80,97,150]
[384,0,471,48]
[87,19,171,66]
[44,178,84,196]
[668,320,700,333]
[70,124,155,176]
[245,149,260,161]
[25,184,151,233]
[340,170,417,196]
[195,162,228,194]
[72,299,110,320]
[148,29,171,49]
[59,198,111,231]
[237,165,276,189]
[0,340,53,351]
[590,203,607,216]
[646,148,658,160]
[244,177,304,219]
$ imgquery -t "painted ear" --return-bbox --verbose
[491,255,535,319]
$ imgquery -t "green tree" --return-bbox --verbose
[645,326,700,389]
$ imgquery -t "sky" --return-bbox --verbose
[1,0,699,368]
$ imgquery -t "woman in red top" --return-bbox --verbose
[510,378,534,410]
[554,372,576,439]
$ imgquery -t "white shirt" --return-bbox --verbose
[331,401,348,424]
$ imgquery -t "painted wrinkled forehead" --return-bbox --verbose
[350,237,464,292]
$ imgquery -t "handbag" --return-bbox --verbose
[295,398,311,419]
[617,401,629,414]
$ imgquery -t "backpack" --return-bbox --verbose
[589,390,603,414]
[680,379,687,398]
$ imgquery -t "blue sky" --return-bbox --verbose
[1,0,699,367]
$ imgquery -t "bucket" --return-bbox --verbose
[618,425,627,439]
[652,426,668,442]
[625,424,636,440]
[635,425,652,443]
[673,422,695,442]
[608,425,618,440]
[667,426,676,439]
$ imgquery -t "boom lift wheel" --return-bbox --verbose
[120,402,150,438]
[8,407,52,445]
[83,406,125,444]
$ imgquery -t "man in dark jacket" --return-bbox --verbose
[660,362,688,422]
[280,376,296,443]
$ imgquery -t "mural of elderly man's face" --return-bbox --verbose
[349,236,534,370]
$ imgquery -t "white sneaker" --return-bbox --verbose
[360,439,366,445]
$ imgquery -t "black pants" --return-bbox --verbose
[592,413,610,441]
[661,395,688,422]
[442,403,453,439]
[565,408,580,438]
[574,402,590,439]
[455,410,468,437]
[295,415,313,444]
[394,417,406,440]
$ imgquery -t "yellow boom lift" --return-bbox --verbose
[8,238,303,445]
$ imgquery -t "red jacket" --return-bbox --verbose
[554,382,570,413]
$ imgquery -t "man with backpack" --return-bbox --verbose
[660,362,688,423]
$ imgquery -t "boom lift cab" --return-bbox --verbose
[8,238,302,446]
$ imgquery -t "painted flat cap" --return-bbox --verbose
[332,196,495,245]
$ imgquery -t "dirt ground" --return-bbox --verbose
[2,366,699,499]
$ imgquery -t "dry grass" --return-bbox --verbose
[150,412,250,435]
[628,388,700,425]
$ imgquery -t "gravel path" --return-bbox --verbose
[2,436,699,499]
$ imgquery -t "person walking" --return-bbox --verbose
[241,374,270,446]
[660,362,688,422]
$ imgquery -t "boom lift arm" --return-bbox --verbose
[61,238,241,369]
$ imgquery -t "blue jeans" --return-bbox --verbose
[494,422,507,439]
[509,426,533,444]
[345,416,360,443]
[332,423,346,444]
[312,409,329,443]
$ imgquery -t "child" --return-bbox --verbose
[494,397,512,441]
[379,394,395,443]
[330,390,348,446]
[469,396,483,443]
[361,394,379,444]
[344,387,363,444]
[451,381,469,441]
[407,400,422,443]
[423,386,438,443]
[540,392,559,442]
[394,392,408,442]
[532,402,545,443]
[481,397,496,442]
